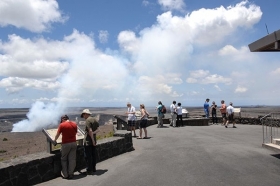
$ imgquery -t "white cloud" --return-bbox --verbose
[170,91,183,97]
[235,85,247,93]
[118,30,140,55]
[214,85,222,91]
[137,75,172,94]
[98,30,109,44]
[271,68,280,76]
[158,0,186,11]
[204,74,232,85]
[11,98,29,104]
[218,45,238,55]
[187,1,262,45]
[0,30,129,98]
[218,45,254,61]
[142,0,150,6]
[187,70,231,85]
[0,0,67,32]
[0,77,60,93]
[189,70,209,78]
[186,78,197,83]
[35,97,80,103]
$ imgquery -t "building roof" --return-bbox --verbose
[248,29,280,52]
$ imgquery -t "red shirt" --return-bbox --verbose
[57,121,77,144]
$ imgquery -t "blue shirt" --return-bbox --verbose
[157,105,163,116]
[204,102,209,110]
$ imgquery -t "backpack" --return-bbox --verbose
[161,105,167,114]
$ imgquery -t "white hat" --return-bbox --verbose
[80,109,92,117]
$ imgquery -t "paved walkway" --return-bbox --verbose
[38,124,280,186]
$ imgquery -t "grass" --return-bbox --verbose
[96,131,114,140]
[0,150,7,153]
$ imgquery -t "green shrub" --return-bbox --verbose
[2,138,8,141]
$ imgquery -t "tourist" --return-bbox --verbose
[225,102,237,128]
[219,100,227,126]
[211,101,218,124]
[138,104,149,139]
[54,115,77,179]
[176,103,183,127]
[126,102,137,137]
[81,109,100,175]
[204,98,210,118]
[156,101,164,128]
[170,100,177,127]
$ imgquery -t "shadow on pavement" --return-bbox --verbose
[94,169,108,176]
[271,154,280,160]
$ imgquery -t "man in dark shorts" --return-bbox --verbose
[126,102,137,137]
[225,102,237,128]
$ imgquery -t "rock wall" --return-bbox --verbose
[209,117,263,125]
[0,131,133,186]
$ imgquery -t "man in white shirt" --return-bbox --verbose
[176,103,183,127]
[126,102,137,136]
[169,101,177,127]
[225,102,237,128]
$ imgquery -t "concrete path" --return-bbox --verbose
[37,124,280,186]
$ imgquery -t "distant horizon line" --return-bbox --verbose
[1,105,280,109]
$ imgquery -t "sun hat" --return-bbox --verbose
[80,109,92,117]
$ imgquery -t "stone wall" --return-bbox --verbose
[209,116,263,125]
[0,131,133,186]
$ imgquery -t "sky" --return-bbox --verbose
[0,0,280,111]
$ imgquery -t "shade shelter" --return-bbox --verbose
[248,29,280,52]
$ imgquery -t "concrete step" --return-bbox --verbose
[272,138,280,145]
[262,143,280,153]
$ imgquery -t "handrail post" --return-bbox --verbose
[270,125,273,143]
[260,113,272,144]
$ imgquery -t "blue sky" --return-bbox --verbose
[0,0,280,111]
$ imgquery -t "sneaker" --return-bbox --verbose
[61,171,68,179]
[225,126,228,128]
[68,175,74,179]
[233,126,237,128]
[86,171,93,175]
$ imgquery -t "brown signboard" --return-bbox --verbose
[42,125,85,145]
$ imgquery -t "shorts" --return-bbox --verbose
[140,119,147,128]
[128,120,136,127]
[227,114,234,122]
[222,113,227,119]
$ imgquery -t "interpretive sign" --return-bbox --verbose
[42,125,85,153]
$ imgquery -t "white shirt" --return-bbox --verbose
[127,106,136,120]
[226,105,234,115]
[176,106,182,115]
[170,104,176,113]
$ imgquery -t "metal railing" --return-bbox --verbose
[114,115,128,130]
[260,112,280,144]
